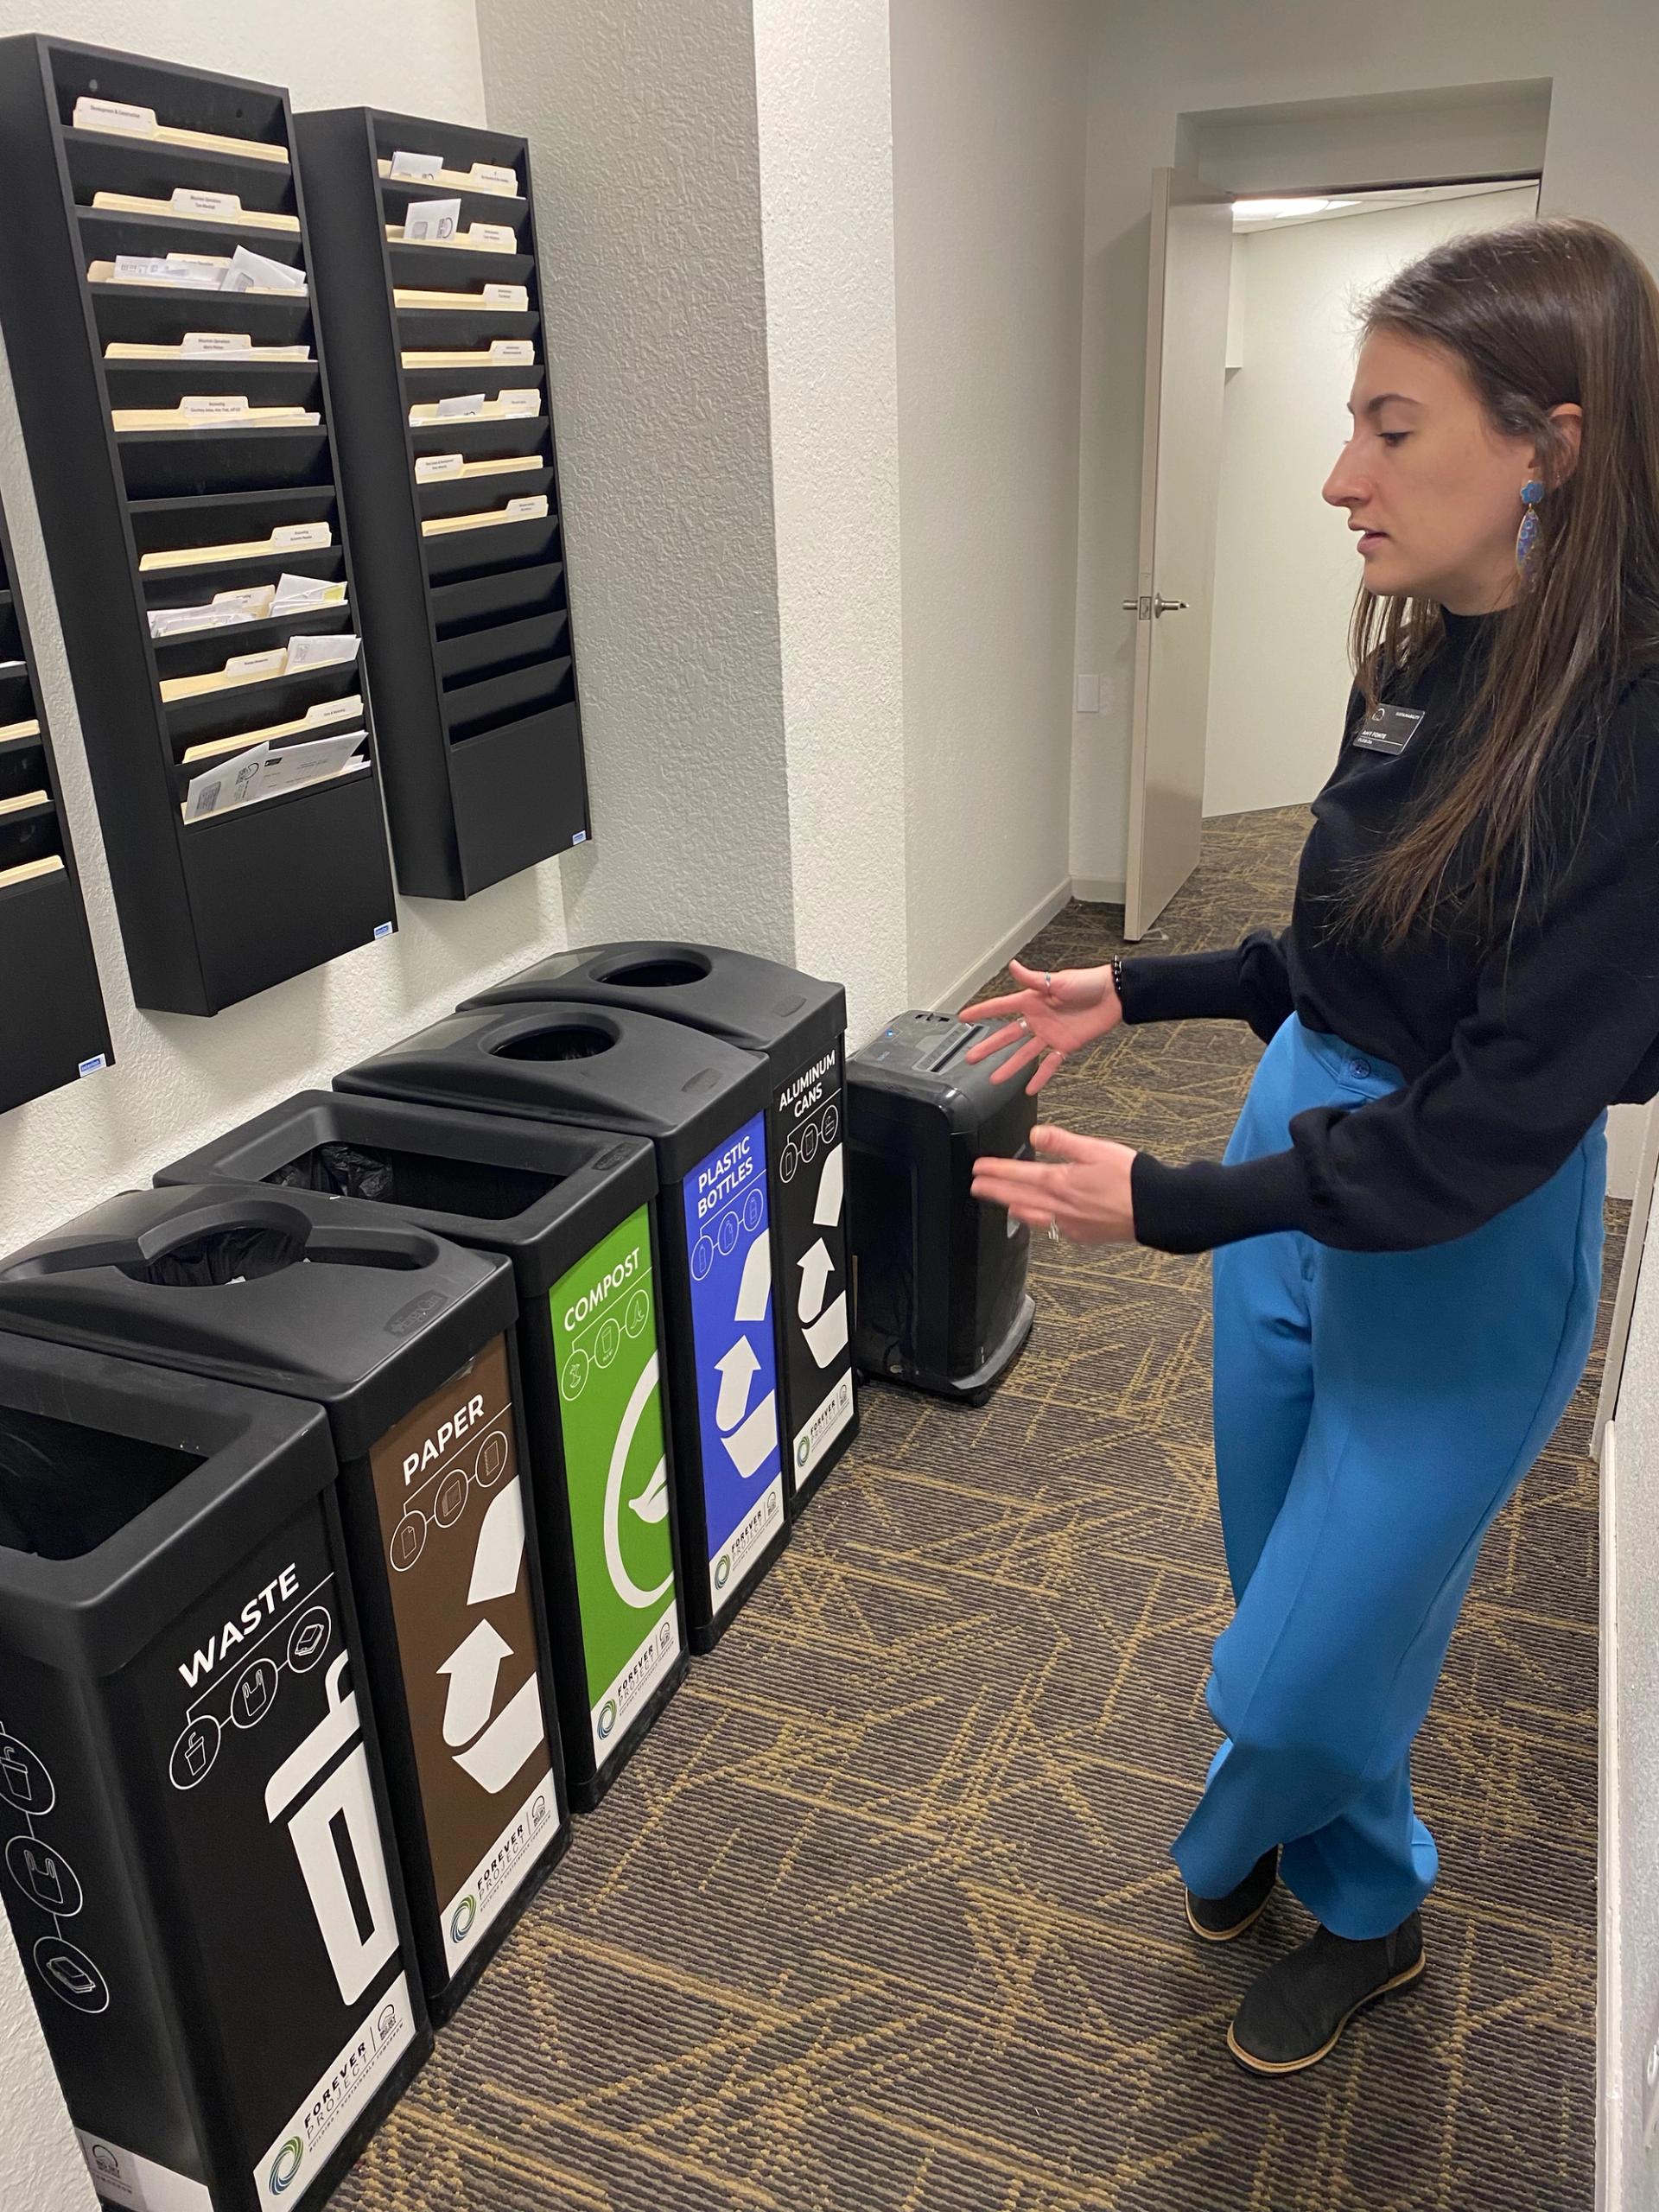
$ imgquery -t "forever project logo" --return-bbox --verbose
[270,2137,304,2195]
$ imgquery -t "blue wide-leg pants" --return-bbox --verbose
[1169,1014,1606,1939]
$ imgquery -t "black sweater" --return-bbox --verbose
[1123,609,1659,1254]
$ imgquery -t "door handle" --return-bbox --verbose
[1122,594,1188,618]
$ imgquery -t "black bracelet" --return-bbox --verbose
[1111,954,1126,1007]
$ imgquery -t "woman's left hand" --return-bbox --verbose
[969,1124,1140,1245]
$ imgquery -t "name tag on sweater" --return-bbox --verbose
[1353,703,1425,755]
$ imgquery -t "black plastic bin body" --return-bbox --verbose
[847,1011,1037,1401]
[156,1095,688,1813]
[0,1329,429,2212]
[463,941,858,1511]
[336,1003,789,1651]
[0,1184,569,2022]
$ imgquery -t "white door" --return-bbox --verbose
[1124,168,1234,939]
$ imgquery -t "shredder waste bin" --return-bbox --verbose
[0,1183,569,2020]
[847,1010,1037,1400]
[0,1326,428,2212]
[463,940,858,1510]
[156,1094,689,1811]
[335,1001,789,1650]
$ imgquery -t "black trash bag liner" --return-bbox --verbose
[270,1141,395,1204]
[267,1142,556,1222]
[0,1403,201,1560]
[118,1224,306,1287]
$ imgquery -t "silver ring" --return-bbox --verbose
[1047,1217,1062,1244]
[1015,1015,1028,1032]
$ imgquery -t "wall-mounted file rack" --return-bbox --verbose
[0,491,111,1109]
[294,107,589,901]
[0,38,397,1014]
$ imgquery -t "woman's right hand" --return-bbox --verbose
[958,957,1122,1094]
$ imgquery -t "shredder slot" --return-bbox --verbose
[492,1024,615,1063]
[267,1140,561,1218]
[0,1402,203,1559]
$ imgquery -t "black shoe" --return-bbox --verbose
[1185,1847,1280,1942]
[1228,1912,1426,2075]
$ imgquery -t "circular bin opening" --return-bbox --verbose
[493,1023,616,1062]
[598,953,712,989]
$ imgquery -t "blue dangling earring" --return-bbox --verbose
[1516,479,1545,575]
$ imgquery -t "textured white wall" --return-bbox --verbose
[0,0,578,1268]
[892,0,1088,1011]
[753,0,908,1039]
[1205,186,1538,819]
[475,0,797,984]
[1073,0,1659,893]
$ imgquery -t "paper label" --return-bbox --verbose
[505,496,549,520]
[226,648,287,677]
[180,393,252,421]
[286,632,360,671]
[302,695,365,728]
[402,197,461,245]
[74,96,157,138]
[469,162,518,192]
[467,222,517,249]
[481,283,529,308]
[251,1973,416,2207]
[272,522,332,551]
[389,149,443,181]
[499,388,539,417]
[171,188,241,220]
[213,586,277,613]
[77,2134,210,2210]
[436,391,486,419]
[181,331,256,355]
[488,340,535,364]
[415,454,465,481]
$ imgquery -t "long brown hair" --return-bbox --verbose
[1335,216,1659,952]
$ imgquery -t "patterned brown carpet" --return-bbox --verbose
[334,804,1616,2212]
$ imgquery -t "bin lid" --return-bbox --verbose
[155,1091,657,1300]
[0,1329,334,1678]
[849,1012,1030,1134]
[462,941,846,1071]
[336,1003,770,1185]
[0,1184,514,1462]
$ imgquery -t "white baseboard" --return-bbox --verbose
[1069,875,1126,908]
[1599,1416,1622,2210]
[930,877,1075,1016]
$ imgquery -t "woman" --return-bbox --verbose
[963,216,1659,2076]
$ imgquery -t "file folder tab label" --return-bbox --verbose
[415,454,464,482]
[482,283,529,308]
[171,188,243,222]
[272,522,333,552]
[467,222,517,251]
[181,331,257,355]
[73,96,159,139]
[469,163,518,193]
[499,388,539,417]
[505,496,549,520]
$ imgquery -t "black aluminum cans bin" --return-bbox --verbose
[157,1094,689,1813]
[0,1327,429,2212]
[0,1182,570,2023]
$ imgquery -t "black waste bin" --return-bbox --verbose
[463,941,858,1512]
[336,1003,789,1651]
[0,1185,569,2022]
[0,1328,429,2212]
[156,1096,689,1813]
[847,1010,1037,1401]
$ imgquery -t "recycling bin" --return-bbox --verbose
[0,1326,429,2212]
[335,1002,789,1652]
[847,1010,1037,1401]
[463,941,858,1511]
[0,1184,569,2022]
[156,1095,688,1813]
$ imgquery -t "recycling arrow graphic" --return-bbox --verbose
[715,1336,760,1432]
[797,1238,834,1324]
[438,1619,513,1748]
